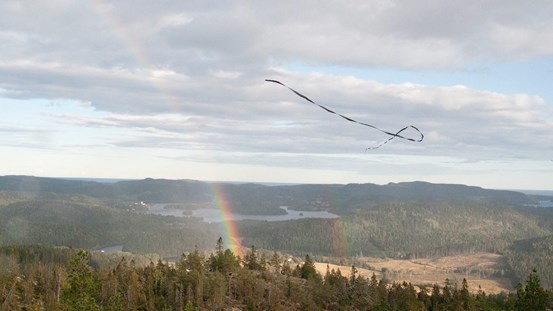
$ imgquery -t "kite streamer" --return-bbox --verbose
[266,79,424,149]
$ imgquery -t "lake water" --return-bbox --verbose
[524,200,553,208]
[145,204,339,223]
[537,200,553,208]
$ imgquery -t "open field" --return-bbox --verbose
[315,252,513,294]
[314,262,383,279]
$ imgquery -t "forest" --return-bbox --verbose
[2,176,553,296]
[1,244,553,310]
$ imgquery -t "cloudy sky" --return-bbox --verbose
[1,0,552,190]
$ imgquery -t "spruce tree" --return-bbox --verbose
[63,250,101,311]
[515,268,548,311]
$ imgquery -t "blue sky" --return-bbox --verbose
[286,58,553,104]
[1,1,552,190]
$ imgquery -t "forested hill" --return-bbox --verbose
[2,175,553,288]
[0,176,211,203]
[0,175,535,215]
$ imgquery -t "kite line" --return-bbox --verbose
[265,79,424,150]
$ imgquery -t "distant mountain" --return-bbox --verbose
[0,175,210,202]
[0,176,535,215]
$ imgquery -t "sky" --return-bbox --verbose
[1,0,552,190]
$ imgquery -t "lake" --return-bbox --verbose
[145,204,339,223]
[524,200,553,208]
[537,200,553,208]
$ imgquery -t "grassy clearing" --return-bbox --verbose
[315,252,513,294]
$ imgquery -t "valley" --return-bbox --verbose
[1,175,553,292]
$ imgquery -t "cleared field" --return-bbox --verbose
[314,262,382,279]
[315,252,513,294]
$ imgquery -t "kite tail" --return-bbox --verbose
[265,79,424,149]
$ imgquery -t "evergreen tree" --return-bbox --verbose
[208,238,237,273]
[430,284,442,311]
[215,237,224,256]
[458,278,474,311]
[269,251,282,273]
[244,245,263,271]
[300,254,318,280]
[63,250,101,311]
[219,249,240,274]
[4,244,553,311]
[515,268,548,311]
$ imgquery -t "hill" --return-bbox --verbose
[1,175,553,287]
[0,176,536,215]
[3,244,551,310]
[238,200,549,258]
[0,192,219,256]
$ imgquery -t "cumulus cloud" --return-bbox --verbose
[2,1,552,71]
[42,68,552,161]
[0,0,552,181]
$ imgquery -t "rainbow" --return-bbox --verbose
[90,1,245,259]
[321,186,350,257]
[88,0,179,110]
[330,218,349,258]
[210,183,243,259]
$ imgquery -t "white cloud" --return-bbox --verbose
[2,0,552,74]
[209,69,242,79]
[32,68,550,163]
[490,23,553,58]
[0,0,552,188]
[156,13,194,30]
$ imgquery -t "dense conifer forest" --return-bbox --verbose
[1,244,552,310]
